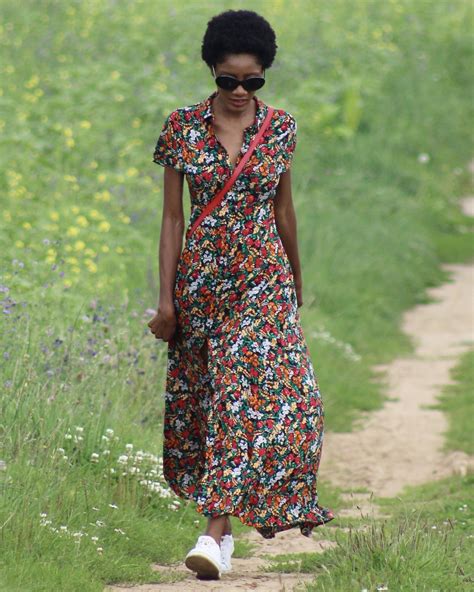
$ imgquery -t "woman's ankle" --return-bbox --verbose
[204,515,227,544]
[223,516,232,536]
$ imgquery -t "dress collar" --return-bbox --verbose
[200,89,267,132]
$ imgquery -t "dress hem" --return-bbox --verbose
[166,478,336,539]
[196,501,336,539]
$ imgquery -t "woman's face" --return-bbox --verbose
[213,53,264,112]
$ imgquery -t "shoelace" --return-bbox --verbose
[198,537,220,548]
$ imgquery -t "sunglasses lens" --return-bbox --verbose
[215,76,239,91]
[243,77,265,91]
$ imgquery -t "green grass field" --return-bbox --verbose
[1,0,473,590]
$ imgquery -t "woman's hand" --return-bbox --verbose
[147,303,177,342]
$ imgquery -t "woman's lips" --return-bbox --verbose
[230,98,247,106]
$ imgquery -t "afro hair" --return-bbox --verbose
[201,9,277,70]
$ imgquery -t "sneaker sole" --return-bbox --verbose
[184,551,221,579]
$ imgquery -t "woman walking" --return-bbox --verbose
[148,9,335,580]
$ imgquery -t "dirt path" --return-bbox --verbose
[107,530,337,592]
[106,194,474,592]
[319,195,474,497]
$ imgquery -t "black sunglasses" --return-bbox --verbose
[211,66,266,92]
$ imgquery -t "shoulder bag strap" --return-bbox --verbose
[187,106,275,238]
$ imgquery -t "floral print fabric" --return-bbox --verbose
[152,90,335,538]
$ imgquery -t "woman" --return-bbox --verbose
[148,8,335,580]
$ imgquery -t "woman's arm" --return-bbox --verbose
[157,166,185,313]
[273,169,303,307]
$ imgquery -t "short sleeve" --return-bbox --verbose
[152,110,185,172]
[276,112,298,174]
[282,113,297,171]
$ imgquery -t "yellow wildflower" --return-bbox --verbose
[99,221,111,232]
[67,226,80,237]
[25,75,40,88]
[85,259,97,273]
[71,205,80,214]
[15,240,24,248]
[7,171,22,186]
[74,240,85,251]
[23,92,36,102]
[126,167,138,177]
[71,266,81,274]
[155,82,167,93]
[76,215,89,227]
[22,222,32,230]
[89,209,101,219]
[94,190,111,202]
[101,245,110,253]
[115,246,124,254]
[49,211,60,221]
[97,173,107,183]
[80,120,91,129]
[63,279,73,288]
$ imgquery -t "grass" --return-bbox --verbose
[432,348,474,455]
[267,474,474,591]
[0,0,473,589]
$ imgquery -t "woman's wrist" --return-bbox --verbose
[157,296,175,313]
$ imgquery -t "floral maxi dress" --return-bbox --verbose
[152,90,335,538]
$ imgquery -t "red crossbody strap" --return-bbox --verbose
[187,106,275,238]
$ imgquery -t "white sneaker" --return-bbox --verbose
[184,535,222,579]
[220,533,235,572]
